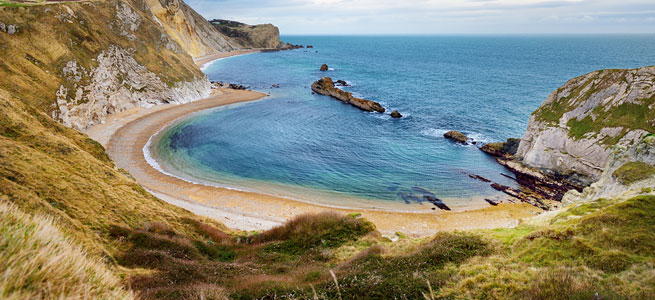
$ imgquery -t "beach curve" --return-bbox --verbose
[85,52,541,236]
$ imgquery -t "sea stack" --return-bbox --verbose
[311,77,385,113]
[320,64,329,71]
[390,110,402,118]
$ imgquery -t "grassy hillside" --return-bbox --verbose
[0,0,203,121]
[0,200,134,299]
[2,65,654,298]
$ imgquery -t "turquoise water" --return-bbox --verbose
[156,35,655,207]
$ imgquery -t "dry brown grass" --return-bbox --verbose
[0,200,133,299]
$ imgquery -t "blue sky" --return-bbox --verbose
[185,0,655,35]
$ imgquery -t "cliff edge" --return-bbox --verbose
[516,66,655,186]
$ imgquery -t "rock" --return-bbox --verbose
[335,80,349,86]
[481,138,521,159]
[563,136,655,205]
[307,45,314,48]
[469,174,491,182]
[311,77,385,113]
[485,199,499,206]
[504,138,520,155]
[481,142,508,158]
[516,66,655,184]
[390,110,402,118]
[7,24,17,35]
[320,64,329,71]
[444,131,468,144]
[425,196,451,211]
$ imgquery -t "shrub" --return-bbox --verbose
[254,212,375,255]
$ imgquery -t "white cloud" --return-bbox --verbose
[186,0,655,34]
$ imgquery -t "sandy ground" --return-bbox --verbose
[84,52,542,237]
[194,50,264,70]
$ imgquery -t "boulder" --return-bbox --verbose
[480,138,521,159]
[444,131,468,144]
[311,77,385,113]
[390,110,402,118]
[320,64,329,71]
[480,142,506,157]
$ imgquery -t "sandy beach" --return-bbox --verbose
[85,52,541,237]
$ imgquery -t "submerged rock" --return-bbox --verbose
[390,110,402,118]
[311,77,385,113]
[468,174,491,182]
[335,79,350,86]
[444,131,468,144]
[320,64,329,71]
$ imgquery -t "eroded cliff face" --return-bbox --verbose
[54,46,209,129]
[146,0,237,58]
[563,135,655,204]
[0,0,212,130]
[516,66,655,186]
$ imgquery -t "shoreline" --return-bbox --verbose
[85,51,541,236]
[194,49,264,70]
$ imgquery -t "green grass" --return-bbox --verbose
[612,161,655,185]
[439,195,655,299]
[567,97,655,143]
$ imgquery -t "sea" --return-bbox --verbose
[151,35,655,210]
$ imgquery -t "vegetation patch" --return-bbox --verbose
[566,97,655,143]
[612,161,655,185]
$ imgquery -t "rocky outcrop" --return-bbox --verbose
[563,135,655,204]
[209,19,284,49]
[390,110,402,118]
[53,46,210,129]
[480,138,520,159]
[516,66,655,186]
[443,131,468,144]
[320,64,329,71]
[311,77,385,113]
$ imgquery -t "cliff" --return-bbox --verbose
[147,0,237,57]
[0,0,213,130]
[210,19,284,49]
[516,66,655,186]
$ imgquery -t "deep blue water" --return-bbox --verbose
[156,35,655,207]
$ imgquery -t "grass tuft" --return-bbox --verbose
[0,200,133,299]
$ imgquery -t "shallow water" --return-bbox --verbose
[155,35,655,207]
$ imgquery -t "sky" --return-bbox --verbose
[185,0,655,35]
